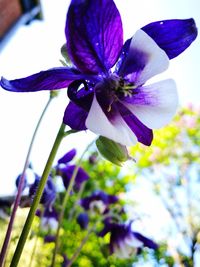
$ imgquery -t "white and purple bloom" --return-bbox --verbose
[29,175,56,208]
[80,191,118,213]
[99,220,158,259]
[36,207,58,231]
[0,0,197,146]
[56,150,89,191]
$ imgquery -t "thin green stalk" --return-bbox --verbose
[28,208,44,267]
[50,140,95,267]
[0,96,53,267]
[66,213,113,267]
[68,182,86,220]
[10,123,68,267]
[66,225,95,267]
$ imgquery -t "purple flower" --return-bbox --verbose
[57,149,76,164]
[99,221,158,258]
[29,175,56,208]
[77,212,89,229]
[62,254,70,267]
[57,165,89,191]
[1,1,197,146]
[36,207,58,231]
[80,191,118,213]
[44,235,56,243]
[15,174,28,192]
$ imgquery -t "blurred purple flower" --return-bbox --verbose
[58,165,89,192]
[62,254,70,267]
[29,175,56,208]
[36,207,58,231]
[77,212,89,229]
[57,149,76,165]
[99,220,158,258]
[0,1,197,146]
[44,235,56,243]
[80,191,118,213]
[15,174,28,192]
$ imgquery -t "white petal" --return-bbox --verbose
[113,242,133,259]
[125,235,143,248]
[85,95,137,146]
[129,29,169,85]
[123,79,178,129]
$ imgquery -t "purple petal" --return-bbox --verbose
[117,102,153,146]
[142,18,197,59]
[98,219,113,237]
[0,67,89,92]
[116,30,169,85]
[15,174,28,191]
[58,149,77,164]
[86,94,137,146]
[80,191,118,210]
[65,0,123,74]
[77,213,89,229]
[114,38,131,74]
[121,79,178,129]
[44,235,56,243]
[43,207,58,220]
[133,232,158,250]
[62,254,70,267]
[67,80,94,111]
[59,165,89,191]
[29,176,56,208]
[63,101,88,131]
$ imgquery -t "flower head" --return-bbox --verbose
[1,0,197,146]
[99,220,158,258]
[80,190,118,213]
[36,207,58,231]
[29,175,56,208]
[57,165,89,191]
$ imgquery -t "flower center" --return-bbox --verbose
[102,75,136,112]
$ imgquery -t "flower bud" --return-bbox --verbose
[96,136,130,166]
[60,43,72,66]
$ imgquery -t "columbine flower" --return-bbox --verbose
[36,207,58,231]
[57,164,89,192]
[0,0,197,146]
[80,191,118,214]
[29,175,56,208]
[99,220,158,259]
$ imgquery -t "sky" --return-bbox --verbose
[0,0,199,196]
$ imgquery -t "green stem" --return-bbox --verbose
[66,225,95,267]
[28,208,44,267]
[50,140,95,267]
[10,123,67,267]
[66,213,112,267]
[68,182,86,221]
[0,96,53,267]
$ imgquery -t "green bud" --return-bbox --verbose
[50,90,59,98]
[60,43,72,66]
[96,136,130,166]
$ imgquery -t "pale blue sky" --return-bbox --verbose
[0,0,199,196]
